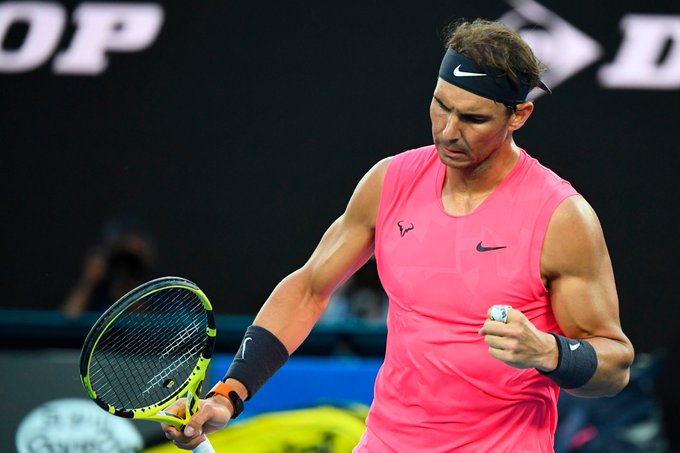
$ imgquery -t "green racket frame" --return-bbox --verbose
[79,276,217,429]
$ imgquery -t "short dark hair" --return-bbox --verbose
[444,19,546,94]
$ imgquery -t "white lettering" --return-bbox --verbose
[53,3,163,75]
[598,15,680,89]
[500,0,603,98]
[0,2,65,72]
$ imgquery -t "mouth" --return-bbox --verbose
[442,146,467,157]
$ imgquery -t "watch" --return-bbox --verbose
[206,381,244,419]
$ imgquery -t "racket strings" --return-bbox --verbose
[89,287,209,410]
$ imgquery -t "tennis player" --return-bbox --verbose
[164,19,634,452]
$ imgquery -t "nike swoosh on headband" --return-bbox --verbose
[453,64,486,77]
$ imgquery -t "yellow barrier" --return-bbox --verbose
[145,405,368,453]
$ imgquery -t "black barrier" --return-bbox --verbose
[0,309,387,356]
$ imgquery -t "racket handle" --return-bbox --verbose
[192,438,215,453]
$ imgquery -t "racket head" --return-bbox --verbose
[80,276,216,425]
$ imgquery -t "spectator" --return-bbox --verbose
[62,217,157,318]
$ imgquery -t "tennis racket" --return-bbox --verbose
[80,276,217,453]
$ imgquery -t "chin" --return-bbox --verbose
[439,155,473,170]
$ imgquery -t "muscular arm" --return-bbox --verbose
[252,157,390,355]
[541,195,634,397]
[163,159,391,448]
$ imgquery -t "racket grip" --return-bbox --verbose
[192,438,215,453]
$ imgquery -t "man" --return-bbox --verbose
[164,19,634,452]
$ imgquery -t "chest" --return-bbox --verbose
[375,191,547,322]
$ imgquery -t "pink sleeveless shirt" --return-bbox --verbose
[355,145,578,452]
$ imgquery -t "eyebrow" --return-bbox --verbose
[433,95,490,117]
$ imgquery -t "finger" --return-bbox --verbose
[479,318,509,336]
[165,399,188,416]
[163,424,194,444]
[162,424,180,436]
[175,434,207,451]
[483,333,507,349]
[487,346,513,364]
[160,403,188,435]
[184,405,213,438]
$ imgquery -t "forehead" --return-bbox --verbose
[433,78,503,113]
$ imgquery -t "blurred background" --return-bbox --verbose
[2,0,679,451]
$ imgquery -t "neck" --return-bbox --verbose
[441,142,520,215]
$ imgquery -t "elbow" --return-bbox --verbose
[602,368,631,398]
[565,369,630,398]
[604,343,636,397]
[566,341,635,398]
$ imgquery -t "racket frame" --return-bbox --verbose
[80,276,216,429]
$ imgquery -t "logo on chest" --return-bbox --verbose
[397,220,415,237]
[476,241,507,252]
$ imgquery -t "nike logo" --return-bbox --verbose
[569,342,581,351]
[397,220,415,237]
[453,64,486,77]
[476,241,507,252]
[242,337,252,359]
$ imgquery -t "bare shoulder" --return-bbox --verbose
[541,195,610,280]
[361,156,392,190]
[344,156,393,229]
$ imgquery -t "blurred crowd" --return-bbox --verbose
[61,217,158,318]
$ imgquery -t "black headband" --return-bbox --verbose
[438,49,551,105]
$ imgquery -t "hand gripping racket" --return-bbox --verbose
[80,276,217,453]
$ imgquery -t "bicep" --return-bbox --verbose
[303,214,375,300]
[541,196,625,341]
[304,157,390,298]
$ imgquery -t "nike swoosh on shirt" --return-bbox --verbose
[476,242,507,252]
[453,64,486,77]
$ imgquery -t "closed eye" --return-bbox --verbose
[433,96,451,112]
[460,114,489,124]
[433,96,490,124]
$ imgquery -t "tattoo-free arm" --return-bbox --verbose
[542,195,634,397]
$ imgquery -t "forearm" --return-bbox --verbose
[218,267,330,400]
[565,336,634,397]
[222,200,377,401]
[253,267,330,354]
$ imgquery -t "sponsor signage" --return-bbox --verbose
[1,0,677,91]
[0,1,163,74]
[501,0,680,94]
[15,398,143,453]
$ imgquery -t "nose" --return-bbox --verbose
[441,114,461,143]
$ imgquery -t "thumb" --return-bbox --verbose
[183,403,213,438]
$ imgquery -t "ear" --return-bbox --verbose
[508,101,534,131]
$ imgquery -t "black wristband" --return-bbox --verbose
[224,325,289,400]
[538,333,598,389]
